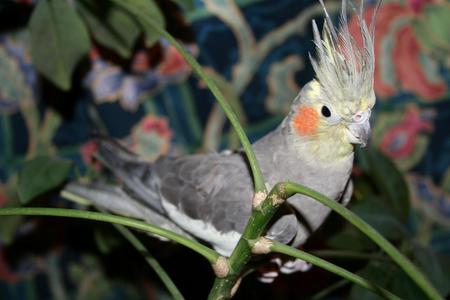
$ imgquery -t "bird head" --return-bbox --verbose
[286,0,377,162]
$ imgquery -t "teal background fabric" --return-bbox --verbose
[0,0,449,298]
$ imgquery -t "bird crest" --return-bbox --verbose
[310,0,379,110]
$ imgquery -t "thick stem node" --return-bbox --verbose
[212,256,230,278]
[270,193,285,206]
[251,237,273,254]
[230,277,242,297]
[252,191,267,208]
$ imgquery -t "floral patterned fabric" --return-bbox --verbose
[0,0,449,298]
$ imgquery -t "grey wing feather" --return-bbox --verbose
[98,137,165,214]
[153,152,255,233]
[340,179,353,207]
[65,182,193,239]
[98,137,254,235]
[266,214,298,245]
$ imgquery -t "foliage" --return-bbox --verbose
[319,147,450,300]
[17,155,73,204]
[29,0,91,90]
[27,0,164,90]
[2,1,447,300]
[76,0,142,59]
[412,4,450,62]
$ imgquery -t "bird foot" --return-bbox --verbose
[280,258,312,274]
[257,271,279,283]
[257,257,281,283]
[257,257,311,283]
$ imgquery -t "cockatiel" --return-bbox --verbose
[68,0,377,274]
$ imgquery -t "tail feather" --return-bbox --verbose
[95,136,166,214]
[65,182,193,239]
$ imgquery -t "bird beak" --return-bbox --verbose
[346,111,371,147]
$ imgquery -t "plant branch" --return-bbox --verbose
[269,240,401,300]
[281,182,443,300]
[0,207,219,264]
[308,279,349,300]
[113,224,185,300]
[207,183,288,299]
[310,250,390,262]
[81,3,441,300]
[63,190,184,298]
[109,0,266,194]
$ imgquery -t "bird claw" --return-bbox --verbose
[257,271,278,283]
[257,257,282,283]
[280,258,312,274]
[271,257,282,267]
[257,257,311,283]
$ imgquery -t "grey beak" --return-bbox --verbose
[347,120,371,147]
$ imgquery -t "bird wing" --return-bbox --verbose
[97,137,299,253]
[339,178,353,207]
[98,137,254,235]
[65,182,193,239]
[153,152,254,234]
[98,137,167,214]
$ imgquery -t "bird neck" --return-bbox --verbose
[253,123,354,168]
[292,135,354,164]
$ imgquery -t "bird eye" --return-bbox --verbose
[321,106,331,117]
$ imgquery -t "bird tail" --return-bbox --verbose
[64,181,193,239]
[94,135,166,214]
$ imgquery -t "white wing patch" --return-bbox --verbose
[161,198,241,256]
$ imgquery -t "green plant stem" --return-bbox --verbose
[310,250,389,262]
[270,241,401,300]
[63,190,184,299]
[0,207,219,264]
[282,182,443,300]
[113,224,185,300]
[109,0,266,194]
[308,279,349,300]
[208,183,287,299]
[77,3,440,300]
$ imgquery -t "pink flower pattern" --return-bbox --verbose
[379,106,433,159]
[349,1,447,100]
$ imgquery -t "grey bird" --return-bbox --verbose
[67,0,377,275]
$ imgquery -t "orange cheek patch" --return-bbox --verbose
[293,106,319,136]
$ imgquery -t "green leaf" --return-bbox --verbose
[423,5,450,43]
[412,4,450,61]
[349,245,449,300]
[94,228,122,254]
[18,156,73,204]
[119,0,165,47]
[356,147,410,221]
[0,176,24,244]
[350,260,427,300]
[389,269,429,300]
[76,0,141,58]
[349,261,394,300]
[171,0,196,11]
[0,214,23,244]
[412,245,450,297]
[28,0,91,90]
[327,226,376,251]
[351,195,409,241]
[353,177,376,200]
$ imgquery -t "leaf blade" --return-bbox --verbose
[356,147,410,221]
[76,0,141,58]
[28,0,90,90]
[119,0,165,47]
[18,156,73,204]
